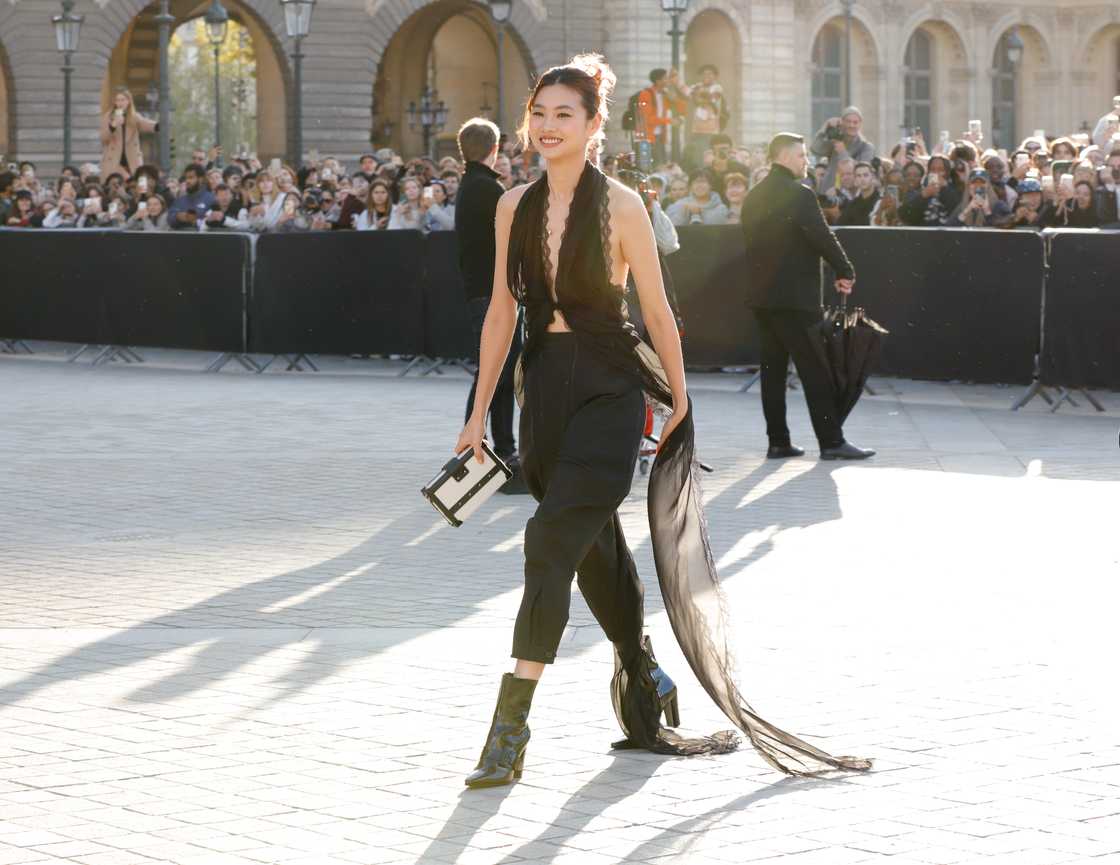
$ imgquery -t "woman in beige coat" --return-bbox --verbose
[99,88,158,182]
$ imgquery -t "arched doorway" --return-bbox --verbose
[683,9,741,142]
[901,21,968,143]
[809,18,879,140]
[1082,24,1120,133]
[373,0,533,158]
[103,0,288,165]
[0,39,12,161]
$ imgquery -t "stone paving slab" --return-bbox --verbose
[1,346,1119,864]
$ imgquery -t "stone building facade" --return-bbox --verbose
[2,0,1119,175]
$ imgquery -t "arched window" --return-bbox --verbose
[991,32,1017,152]
[903,29,932,136]
[811,25,843,133]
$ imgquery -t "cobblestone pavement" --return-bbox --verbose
[1,345,1119,865]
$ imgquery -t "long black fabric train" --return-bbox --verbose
[506,160,872,775]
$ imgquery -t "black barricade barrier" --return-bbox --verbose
[0,229,247,351]
[832,227,1043,384]
[665,225,760,367]
[422,231,474,359]
[1041,230,1120,390]
[250,230,426,356]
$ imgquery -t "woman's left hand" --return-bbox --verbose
[658,400,689,451]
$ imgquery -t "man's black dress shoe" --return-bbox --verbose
[766,444,805,460]
[820,442,876,461]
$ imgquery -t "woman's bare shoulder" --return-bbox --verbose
[497,183,532,217]
[605,175,645,212]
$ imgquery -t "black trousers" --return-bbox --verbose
[753,307,844,450]
[464,296,522,457]
[511,333,647,664]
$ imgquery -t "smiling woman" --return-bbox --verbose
[455,53,872,790]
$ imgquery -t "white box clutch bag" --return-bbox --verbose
[421,442,513,527]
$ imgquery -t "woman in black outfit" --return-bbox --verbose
[455,54,871,788]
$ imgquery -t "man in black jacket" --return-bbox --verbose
[455,117,522,465]
[741,132,874,461]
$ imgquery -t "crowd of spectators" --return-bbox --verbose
[805,98,1120,230]
[0,136,544,234]
[4,90,1120,234]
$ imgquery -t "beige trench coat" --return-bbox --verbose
[99,111,157,182]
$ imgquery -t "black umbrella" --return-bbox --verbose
[809,297,888,424]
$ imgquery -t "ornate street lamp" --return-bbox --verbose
[1005,27,1024,66]
[659,0,689,162]
[408,87,449,158]
[280,0,316,164]
[487,0,512,132]
[205,0,230,160]
[155,0,174,171]
[52,0,84,166]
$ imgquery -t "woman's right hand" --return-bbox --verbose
[455,416,487,464]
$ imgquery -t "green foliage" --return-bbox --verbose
[169,18,257,163]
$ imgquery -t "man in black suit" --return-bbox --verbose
[455,117,522,467]
[741,132,874,461]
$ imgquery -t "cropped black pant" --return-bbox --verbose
[511,333,648,664]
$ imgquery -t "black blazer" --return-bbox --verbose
[455,161,505,301]
[741,163,855,311]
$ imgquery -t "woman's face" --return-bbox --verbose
[725,181,747,205]
[1075,183,1093,209]
[17,197,31,214]
[1053,143,1076,160]
[258,175,274,194]
[372,186,389,207]
[283,193,298,214]
[113,92,130,112]
[529,83,597,163]
[690,177,711,199]
[668,179,688,202]
[59,181,76,200]
[277,171,293,191]
[431,184,447,205]
[147,196,163,216]
[403,179,421,201]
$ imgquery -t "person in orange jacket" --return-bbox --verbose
[636,68,688,167]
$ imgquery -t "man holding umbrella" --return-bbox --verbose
[740,132,875,461]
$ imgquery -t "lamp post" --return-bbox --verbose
[840,0,854,107]
[407,87,449,158]
[1005,27,1023,147]
[155,0,173,171]
[280,0,316,165]
[52,0,84,167]
[1005,27,1024,66]
[659,0,689,163]
[204,0,229,160]
[487,0,512,132]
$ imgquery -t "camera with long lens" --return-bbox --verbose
[615,152,657,209]
[825,124,845,142]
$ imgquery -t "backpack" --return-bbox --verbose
[621,90,644,132]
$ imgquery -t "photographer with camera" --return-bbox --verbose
[1004,177,1046,230]
[899,155,961,226]
[811,106,876,193]
[946,168,1011,227]
[1091,97,1120,150]
[1095,149,1120,226]
[124,195,169,231]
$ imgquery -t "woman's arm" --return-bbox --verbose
[616,186,688,422]
[454,189,522,462]
[99,112,114,146]
[137,115,158,134]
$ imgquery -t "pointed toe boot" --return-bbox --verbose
[464,673,537,789]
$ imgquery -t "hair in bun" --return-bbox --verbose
[516,53,617,160]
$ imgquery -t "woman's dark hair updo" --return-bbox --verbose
[517,53,617,160]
